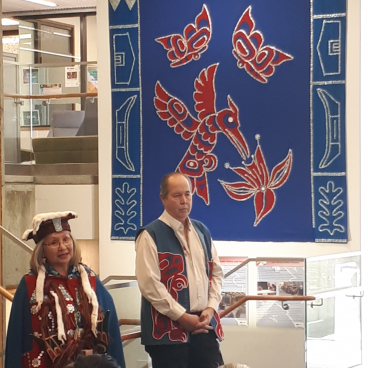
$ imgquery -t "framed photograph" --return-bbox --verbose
[22,110,40,126]
[22,68,39,84]
[39,83,62,95]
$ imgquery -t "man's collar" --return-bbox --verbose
[159,210,192,231]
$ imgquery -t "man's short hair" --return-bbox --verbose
[160,172,191,199]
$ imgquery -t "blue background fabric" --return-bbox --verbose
[109,0,347,242]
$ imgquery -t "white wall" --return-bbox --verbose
[360,0,367,366]
[87,15,97,62]
[35,184,98,240]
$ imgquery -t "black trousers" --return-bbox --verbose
[145,331,224,368]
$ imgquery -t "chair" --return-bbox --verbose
[48,110,85,137]
[76,98,98,136]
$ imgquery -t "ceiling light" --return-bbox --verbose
[20,34,32,39]
[19,26,36,31]
[21,0,57,7]
[2,19,20,26]
[53,32,71,38]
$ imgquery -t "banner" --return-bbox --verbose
[109,0,347,243]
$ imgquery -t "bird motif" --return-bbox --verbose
[232,6,293,83]
[155,5,212,68]
[154,63,250,204]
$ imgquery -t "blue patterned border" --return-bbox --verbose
[311,0,348,242]
[109,0,141,239]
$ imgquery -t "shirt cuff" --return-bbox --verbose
[165,303,187,321]
[207,297,220,312]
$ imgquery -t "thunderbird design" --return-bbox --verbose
[155,5,212,68]
[232,6,293,83]
[154,63,250,204]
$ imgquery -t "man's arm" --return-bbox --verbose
[135,230,186,321]
[207,241,224,311]
[192,240,223,334]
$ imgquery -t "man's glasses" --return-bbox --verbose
[43,236,73,248]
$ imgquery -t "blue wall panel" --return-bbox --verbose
[109,0,347,242]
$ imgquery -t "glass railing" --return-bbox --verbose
[306,252,362,368]
[218,257,308,368]
[3,60,98,166]
[104,257,312,368]
[103,253,362,368]
[103,278,150,368]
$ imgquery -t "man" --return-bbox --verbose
[135,172,224,368]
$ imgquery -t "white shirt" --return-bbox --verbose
[135,211,223,321]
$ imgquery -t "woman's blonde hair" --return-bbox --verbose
[29,232,81,274]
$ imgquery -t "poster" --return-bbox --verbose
[88,66,98,93]
[219,257,248,325]
[256,261,305,328]
[65,66,80,87]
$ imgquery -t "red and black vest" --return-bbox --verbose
[22,270,106,368]
[136,219,224,345]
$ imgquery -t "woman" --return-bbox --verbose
[5,211,125,368]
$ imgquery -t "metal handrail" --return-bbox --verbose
[0,286,14,302]
[101,275,137,285]
[4,92,97,100]
[3,59,97,69]
[119,319,140,326]
[120,294,316,342]
[219,295,315,318]
[122,331,142,342]
[0,225,33,254]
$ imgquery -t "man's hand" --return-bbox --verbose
[177,313,201,332]
[177,308,215,334]
[191,307,214,334]
[199,307,215,325]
